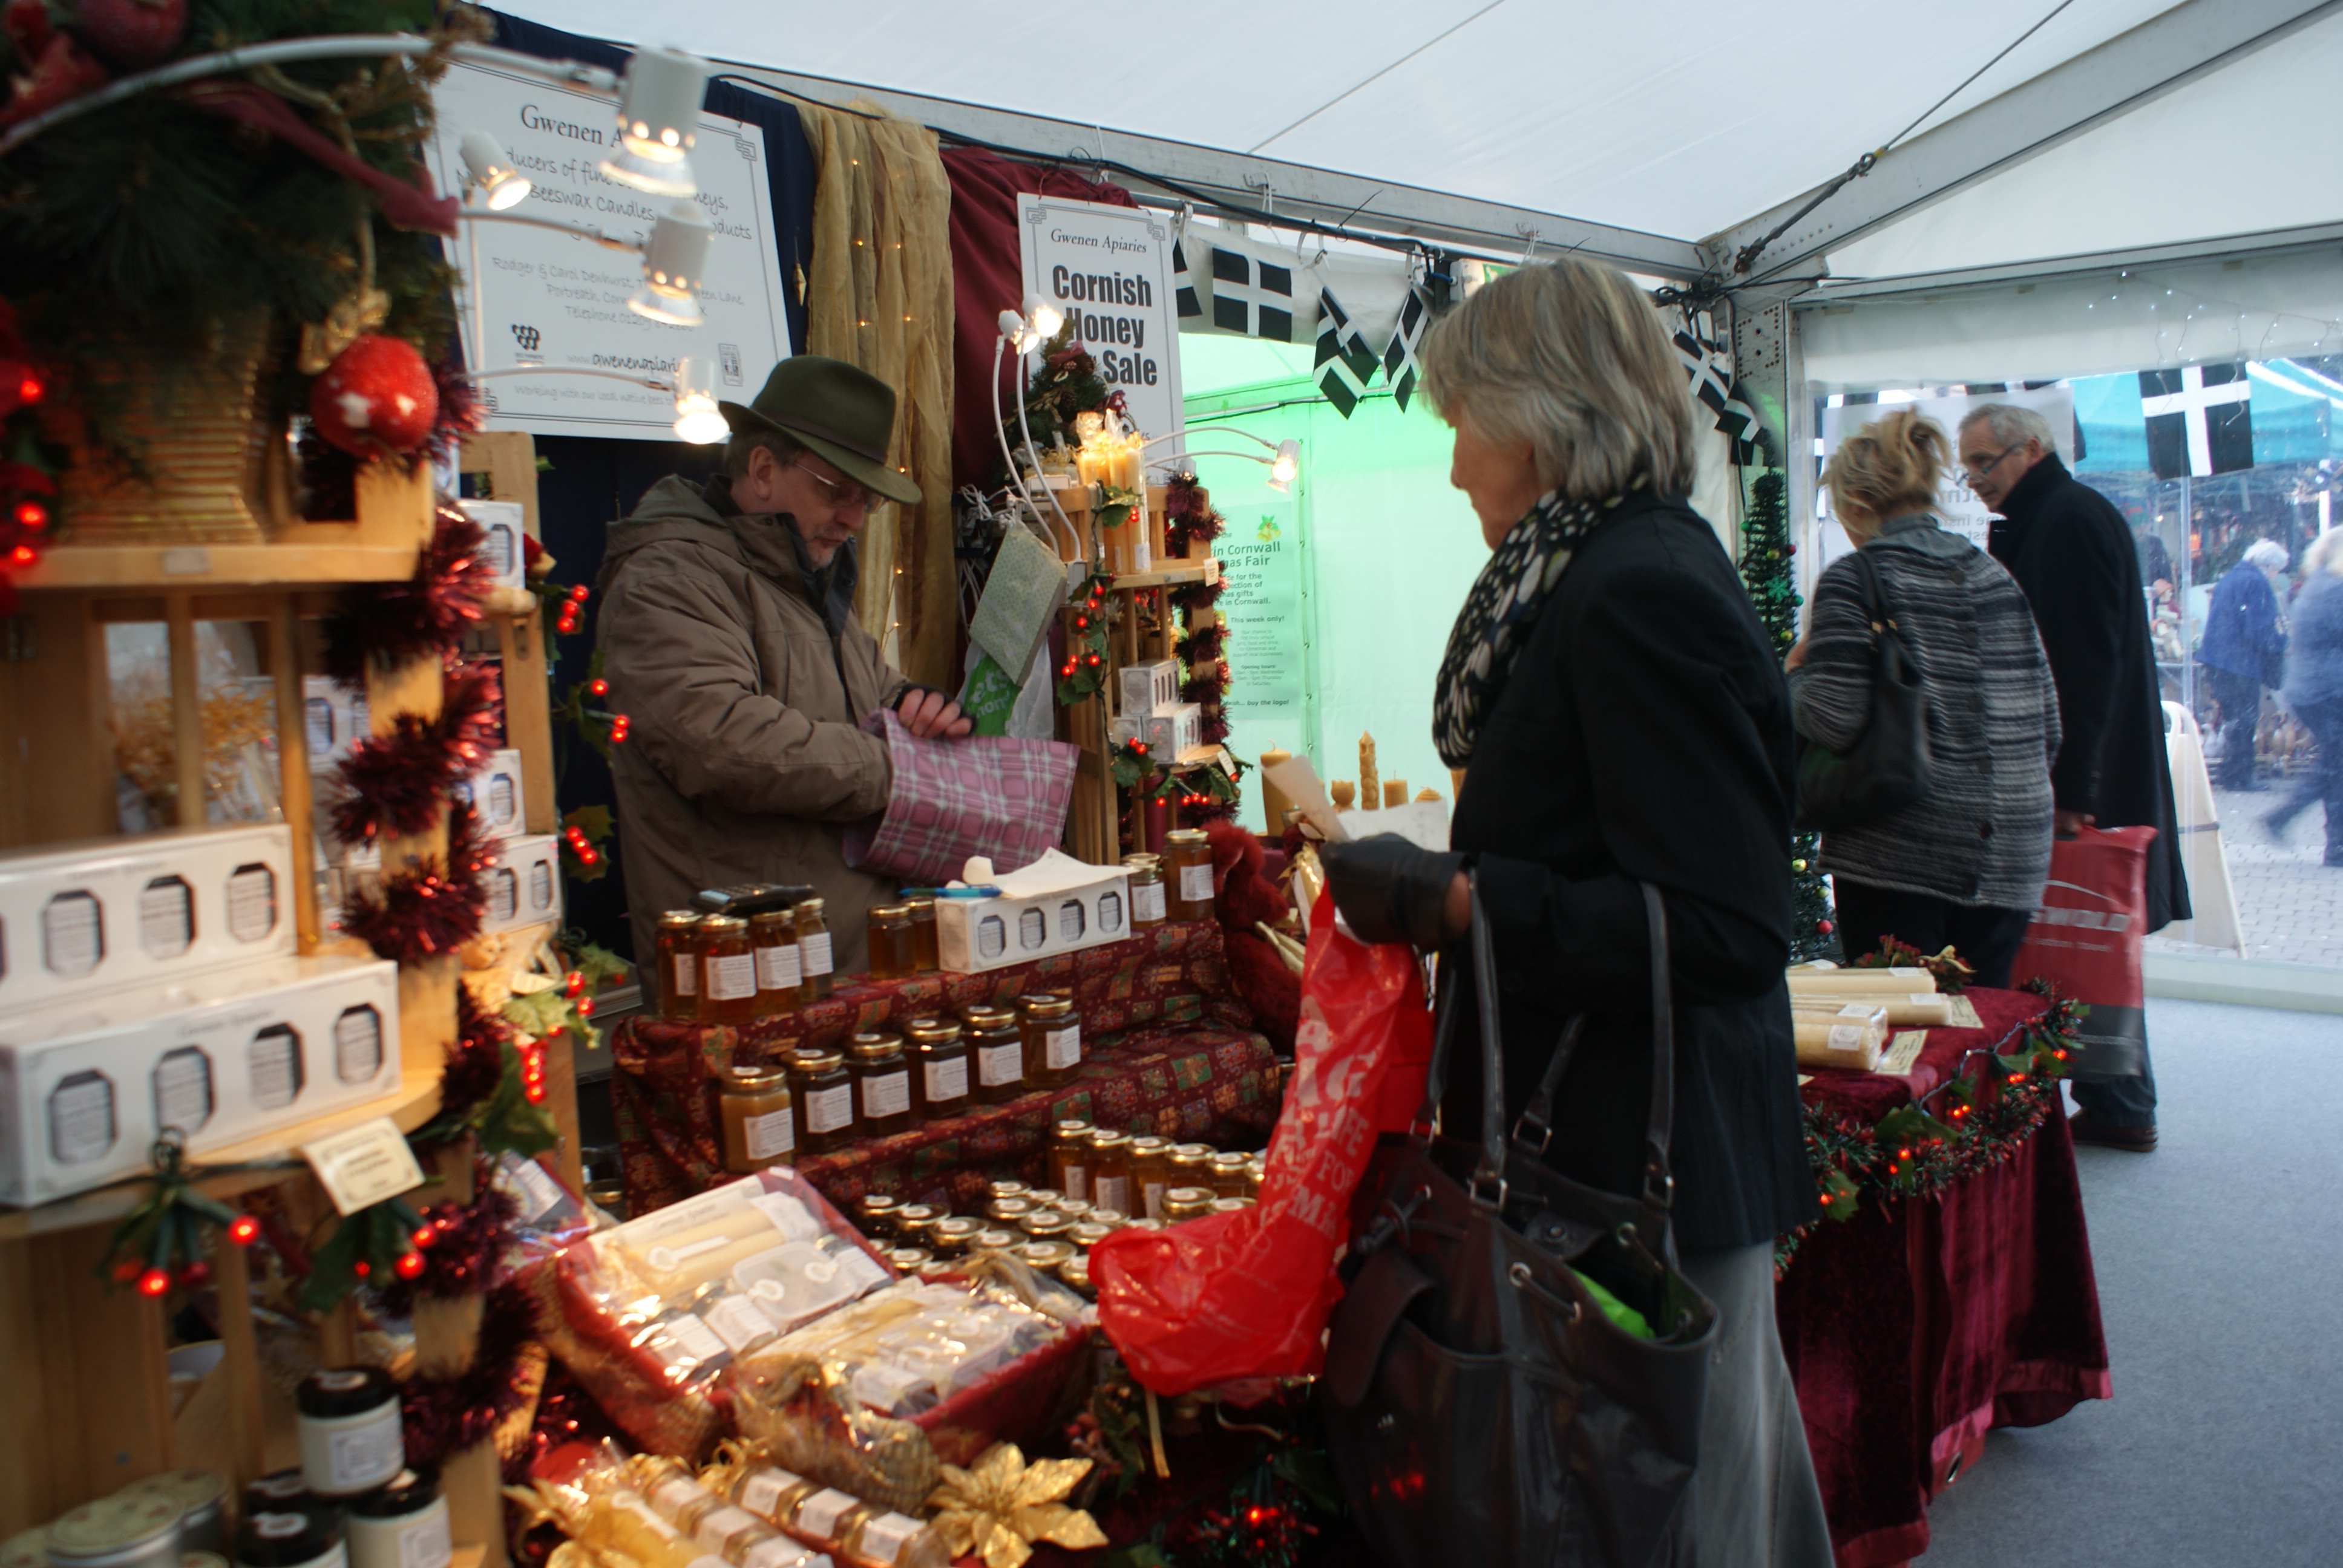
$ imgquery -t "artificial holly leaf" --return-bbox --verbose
[1816,1165,1861,1221]
[562,936,632,990]
[1096,502,1132,534]
[1875,1105,1956,1147]
[563,803,612,843]
[1993,1051,2034,1082]
[473,1042,560,1160]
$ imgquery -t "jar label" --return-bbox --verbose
[1132,881,1166,922]
[978,1040,1022,1087]
[924,1057,968,1105]
[805,1083,853,1134]
[1093,1174,1131,1214]
[800,931,833,978]
[756,942,802,990]
[707,952,758,1001]
[861,1070,910,1120]
[1179,863,1214,903]
[744,1105,795,1160]
[138,876,194,958]
[1142,1179,1167,1220]
[1045,1025,1082,1071]
[226,863,278,942]
[47,1072,114,1165]
[673,953,699,996]
[327,1414,404,1490]
[396,1504,452,1568]
[1063,1161,1087,1201]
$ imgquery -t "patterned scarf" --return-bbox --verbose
[1432,477,1646,768]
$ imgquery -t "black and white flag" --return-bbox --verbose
[1171,240,1202,321]
[1674,316,1766,465]
[1210,246,1297,341]
[2141,363,2253,479]
[1313,286,1379,417]
[1383,284,1429,411]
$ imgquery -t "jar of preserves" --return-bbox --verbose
[903,1016,970,1122]
[1059,1255,1094,1297]
[717,1063,795,1175]
[1127,1135,1174,1219]
[1050,1197,1093,1223]
[965,1007,1024,1103]
[929,1217,982,1257]
[1018,993,1081,1088]
[787,1047,856,1155]
[1122,855,1166,930]
[1245,1154,1266,1198]
[865,904,916,981]
[905,895,940,973]
[1020,1211,1073,1243]
[1018,1240,1075,1275]
[847,1031,912,1137]
[1211,1196,1253,1214]
[1161,1186,1215,1221]
[893,1204,945,1250]
[1163,830,1214,921]
[655,910,704,1021]
[1169,1143,1214,1194]
[854,1193,904,1240]
[886,1246,934,1275]
[698,916,759,1022]
[750,907,801,1013]
[1048,1119,1095,1200]
[1086,1206,1129,1229]
[1208,1151,1253,1197]
[985,1196,1037,1229]
[1066,1221,1113,1250]
[969,1228,1020,1256]
[793,899,835,999]
[986,1179,1031,1205]
[1087,1129,1134,1216]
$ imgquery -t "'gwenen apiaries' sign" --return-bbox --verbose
[1018,195,1184,452]
[425,60,788,440]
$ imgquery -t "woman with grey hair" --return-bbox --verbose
[1318,258,1830,1567]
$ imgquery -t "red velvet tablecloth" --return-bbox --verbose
[609,921,1279,1215]
[1778,987,2111,1568]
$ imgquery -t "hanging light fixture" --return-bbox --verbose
[600,47,709,198]
[457,130,531,211]
[628,202,713,325]
[671,353,727,442]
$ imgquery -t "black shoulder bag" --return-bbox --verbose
[1322,880,1717,1568]
[1794,547,1934,832]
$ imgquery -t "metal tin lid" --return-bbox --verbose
[1128,1136,1171,1155]
[1211,1197,1253,1213]
[659,909,703,929]
[1208,1152,1252,1172]
[295,1366,396,1420]
[1017,994,1074,1019]
[240,1474,310,1514]
[703,915,749,933]
[903,896,936,914]
[894,1204,945,1232]
[986,1197,1037,1223]
[886,1247,933,1272]
[1164,829,1208,844]
[847,1031,904,1061]
[970,1229,1020,1253]
[1067,1222,1113,1248]
[903,1018,962,1045]
[344,1471,440,1521]
[1020,1213,1073,1240]
[233,1510,341,1568]
[1018,1241,1075,1271]
[1164,1184,1217,1207]
[128,1472,227,1517]
[1121,1217,1167,1232]
[1049,1198,1093,1220]
[1086,1207,1129,1227]
[1120,853,1161,866]
[1050,1119,1094,1142]
[986,1180,1031,1202]
[48,1498,180,1558]
[5,1529,50,1568]
[722,1063,788,1091]
[870,904,911,923]
[959,1002,1015,1022]
[1087,1129,1131,1149]
[788,1046,845,1073]
[930,1218,982,1253]
[856,1194,904,1221]
[1058,1256,1093,1294]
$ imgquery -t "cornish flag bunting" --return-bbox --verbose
[1313,286,1379,417]
[1210,246,1297,341]
[1673,316,1766,464]
[1382,284,1429,411]
[1171,240,1202,321]
[2141,363,2253,479]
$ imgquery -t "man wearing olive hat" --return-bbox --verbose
[598,355,968,973]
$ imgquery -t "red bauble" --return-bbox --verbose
[72,0,186,68]
[309,335,438,459]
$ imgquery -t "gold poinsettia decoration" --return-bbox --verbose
[928,1442,1109,1568]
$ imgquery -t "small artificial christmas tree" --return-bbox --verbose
[1740,469,1838,962]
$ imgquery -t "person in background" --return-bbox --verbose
[1318,258,1830,1568]
[2198,538,2292,789]
[1784,410,2059,988]
[1961,403,2188,1154]
[2135,527,2174,591]
[597,356,969,973]
[2264,530,2343,866]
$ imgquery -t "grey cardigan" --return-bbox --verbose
[1788,512,2062,910]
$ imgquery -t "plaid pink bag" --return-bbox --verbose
[842,707,1080,883]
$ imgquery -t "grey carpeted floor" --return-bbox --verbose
[1912,998,2343,1567]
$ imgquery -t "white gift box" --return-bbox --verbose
[0,953,402,1206]
[0,825,298,1013]
[1142,703,1201,761]
[1118,660,1181,719]
[1107,716,1143,750]
[452,748,526,840]
[300,678,370,763]
[934,850,1133,973]
[478,834,563,936]
[458,500,528,591]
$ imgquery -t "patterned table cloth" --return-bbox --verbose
[610,921,1278,1215]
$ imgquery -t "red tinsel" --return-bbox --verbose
[1162,474,1227,557]
[398,1278,539,1471]
[441,987,514,1122]
[377,1175,519,1308]
[1180,669,1228,708]
[324,506,491,684]
[428,356,485,465]
[340,804,490,962]
[330,664,500,843]
[1176,623,1226,665]
[1198,710,1232,747]
[1168,578,1224,613]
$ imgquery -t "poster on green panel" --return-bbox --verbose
[1215,497,1306,759]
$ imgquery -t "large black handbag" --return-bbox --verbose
[1322,880,1717,1568]
[1794,548,1933,832]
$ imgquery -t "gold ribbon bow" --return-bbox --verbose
[927,1443,1109,1568]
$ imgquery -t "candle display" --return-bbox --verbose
[1383,779,1408,809]
[1358,733,1380,811]
[1257,747,1293,833]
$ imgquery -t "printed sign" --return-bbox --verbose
[424,60,788,440]
[1214,497,1306,766]
[1018,195,1184,451]
[302,1117,427,1217]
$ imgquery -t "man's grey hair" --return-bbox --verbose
[723,426,804,481]
[1959,402,2057,454]
[2244,538,2290,573]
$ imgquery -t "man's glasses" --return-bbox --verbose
[792,459,876,511]
[1959,446,2017,481]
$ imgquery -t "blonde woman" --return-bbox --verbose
[2266,528,2343,863]
[1786,410,2060,986]
[1320,258,1829,1568]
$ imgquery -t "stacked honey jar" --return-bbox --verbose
[845,1126,1265,1298]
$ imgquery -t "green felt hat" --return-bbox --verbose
[719,355,922,506]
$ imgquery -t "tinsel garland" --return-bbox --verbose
[1168,578,1224,614]
[398,1278,541,1471]
[439,987,516,1124]
[1175,622,1225,666]
[377,1177,519,1308]
[340,803,490,962]
[324,505,492,684]
[330,664,500,843]
[1161,475,1226,558]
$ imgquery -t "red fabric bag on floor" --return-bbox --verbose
[1089,896,1431,1393]
[2008,825,2155,1079]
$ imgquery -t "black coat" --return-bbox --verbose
[1448,491,1817,1251]
[1987,456,2192,930]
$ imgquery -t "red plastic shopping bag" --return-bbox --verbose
[2008,825,2154,1079]
[1090,894,1432,1393]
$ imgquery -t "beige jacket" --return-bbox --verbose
[597,475,912,973]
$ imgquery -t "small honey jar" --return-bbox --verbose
[1018,993,1081,1089]
[717,1063,794,1174]
[1087,1129,1135,1217]
[866,904,916,981]
[1127,1135,1174,1219]
[1048,1118,1095,1201]
[1162,829,1215,922]
[847,1031,913,1138]
[905,1016,970,1122]
[788,1046,856,1154]
[966,1006,1024,1103]
[750,906,802,1013]
[793,898,834,999]
[905,895,940,973]
[1122,855,1166,930]
[698,915,759,1023]
[1208,1151,1253,1197]
[1161,1186,1216,1221]
[655,910,704,1021]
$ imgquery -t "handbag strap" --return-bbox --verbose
[1414,872,1511,1207]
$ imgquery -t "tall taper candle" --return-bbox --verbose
[1358,732,1380,811]
[1257,747,1293,835]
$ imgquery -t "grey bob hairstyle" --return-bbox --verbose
[1418,256,1698,504]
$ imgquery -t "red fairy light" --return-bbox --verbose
[137,1267,172,1297]
[393,1250,426,1280]
[9,545,34,566]
[15,500,47,530]
[19,374,42,403]
[589,678,608,696]
[411,1226,436,1250]
[228,1214,260,1246]
[577,996,595,1017]
[565,970,585,995]
[568,584,589,601]
[353,1259,370,1278]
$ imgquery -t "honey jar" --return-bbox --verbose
[930,1217,982,1257]
[1018,1240,1076,1275]
[698,916,759,1023]
[886,1246,934,1274]
[970,1228,1020,1256]
[847,1031,912,1137]
[1018,993,1081,1089]
[1161,1186,1216,1221]
[1048,1118,1095,1200]
[1087,1129,1134,1217]
[1050,1197,1093,1223]
[905,895,939,973]
[855,1193,904,1239]
[1066,1221,1113,1250]
[1246,1153,1266,1198]
[1122,854,1166,930]
[793,898,834,999]
[1162,829,1215,922]
[655,910,704,1021]
[894,1204,945,1249]
[905,1016,971,1121]
[866,904,916,981]
[1170,1143,1214,1193]
[1086,1206,1130,1228]
[1127,1135,1173,1219]
[1020,1211,1074,1243]
[966,1006,1024,1103]
[787,1046,855,1155]
[986,1196,1038,1228]
[716,1063,795,1175]
[1059,1255,1093,1296]
[1211,1196,1254,1214]
[750,907,801,1013]
[1208,1151,1253,1197]
[987,1179,1031,1205]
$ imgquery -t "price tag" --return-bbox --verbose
[301,1117,427,1216]
[1875,1031,1929,1076]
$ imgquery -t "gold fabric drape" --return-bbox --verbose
[797,100,955,687]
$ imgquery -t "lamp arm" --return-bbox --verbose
[1147,451,1273,469]
[1012,352,1087,563]
[454,209,642,253]
[1139,425,1277,454]
[989,338,1076,560]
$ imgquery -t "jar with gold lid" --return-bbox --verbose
[1122,854,1166,930]
[893,1204,945,1249]
[717,1063,794,1175]
[1127,1135,1173,1219]
[865,904,916,981]
[847,1031,912,1138]
[1018,1240,1075,1275]
[1121,1215,1165,1233]
[1087,1129,1134,1217]
[1059,1254,1094,1297]
[697,916,759,1023]
[855,1192,904,1239]
[793,899,834,999]
[1086,1206,1129,1228]
[929,1217,982,1257]
[1161,1186,1216,1221]
[1018,993,1081,1088]
[960,1007,1023,1104]
[1162,829,1215,922]
[969,1227,1020,1256]
[787,1047,855,1154]
[750,907,801,1014]
[655,910,704,1021]
[1048,1118,1094,1200]
[905,895,939,973]
[1245,1153,1266,1199]
[886,1246,934,1275]
[1208,1151,1253,1197]
[904,1016,970,1121]
[986,1195,1038,1229]
[987,1178,1030,1204]
[1050,1196,1093,1223]
[1020,1210,1073,1243]
[1211,1196,1254,1214]
[1066,1220,1113,1250]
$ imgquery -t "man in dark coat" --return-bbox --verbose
[2197,539,2290,788]
[1962,405,2189,1152]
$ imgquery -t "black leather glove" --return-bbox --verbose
[1319,835,1464,951]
